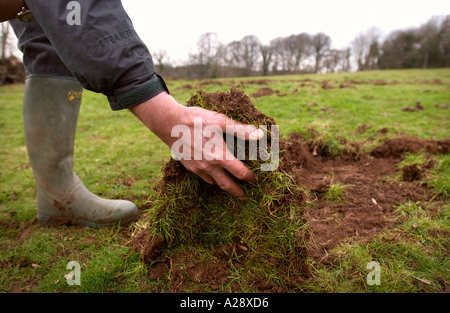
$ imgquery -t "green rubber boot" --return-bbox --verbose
[23,76,139,228]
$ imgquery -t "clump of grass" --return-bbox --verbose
[427,155,450,197]
[307,128,357,159]
[395,152,430,182]
[134,88,310,288]
[398,151,431,170]
[324,182,351,202]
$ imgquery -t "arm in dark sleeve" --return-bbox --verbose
[24,0,169,110]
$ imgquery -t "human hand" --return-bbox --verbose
[130,92,263,199]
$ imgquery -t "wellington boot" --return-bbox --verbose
[23,76,139,228]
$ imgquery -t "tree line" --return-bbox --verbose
[1,14,449,81]
[157,15,449,79]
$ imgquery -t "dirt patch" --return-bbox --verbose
[199,80,223,87]
[435,103,449,110]
[252,87,281,98]
[339,82,356,89]
[131,87,450,292]
[130,231,165,263]
[337,79,400,89]
[416,79,443,85]
[303,157,429,261]
[176,84,195,91]
[371,137,450,158]
[321,80,335,90]
[240,79,270,86]
[278,133,448,262]
[402,101,426,112]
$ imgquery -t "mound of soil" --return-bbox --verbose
[321,80,335,90]
[131,87,450,292]
[402,101,426,112]
[199,80,223,87]
[371,137,450,158]
[132,87,310,292]
[241,79,270,85]
[252,87,280,98]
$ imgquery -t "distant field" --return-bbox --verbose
[0,68,449,293]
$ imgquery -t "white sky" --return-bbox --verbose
[122,0,449,65]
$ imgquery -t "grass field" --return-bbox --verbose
[0,68,449,293]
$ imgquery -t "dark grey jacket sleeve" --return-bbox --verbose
[24,0,168,110]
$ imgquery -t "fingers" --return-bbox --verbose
[182,157,254,199]
[222,155,257,183]
[209,168,246,200]
[219,114,264,141]
[189,107,263,141]
[180,107,263,199]
[196,172,215,185]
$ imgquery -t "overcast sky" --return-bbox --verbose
[122,0,449,65]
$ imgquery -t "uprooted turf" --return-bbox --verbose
[131,88,311,289]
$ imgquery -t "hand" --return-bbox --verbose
[130,92,263,199]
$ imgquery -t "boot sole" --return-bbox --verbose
[37,211,140,229]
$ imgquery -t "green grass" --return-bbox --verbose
[324,182,352,202]
[305,200,449,293]
[428,155,450,197]
[0,69,449,293]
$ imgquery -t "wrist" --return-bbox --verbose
[130,92,188,146]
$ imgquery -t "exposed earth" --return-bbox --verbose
[130,88,450,292]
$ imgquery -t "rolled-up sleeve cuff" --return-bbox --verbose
[108,74,170,111]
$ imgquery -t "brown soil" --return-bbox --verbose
[176,84,195,91]
[284,134,449,262]
[199,80,223,87]
[252,87,281,98]
[321,80,335,90]
[239,79,270,86]
[402,101,426,112]
[131,87,450,292]
[371,137,450,158]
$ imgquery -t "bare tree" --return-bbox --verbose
[418,16,445,68]
[153,49,169,73]
[322,49,340,73]
[270,36,296,72]
[260,44,272,76]
[239,35,261,76]
[1,22,12,59]
[269,34,313,73]
[340,48,352,72]
[440,15,450,67]
[290,33,313,72]
[226,40,243,68]
[225,35,261,76]
[270,37,289,72]
[190,32,221,78]
[312,32,331,73]
[351,27,381,71]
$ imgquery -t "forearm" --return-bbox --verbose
[0,0,24,22]
[129,92,187,146]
